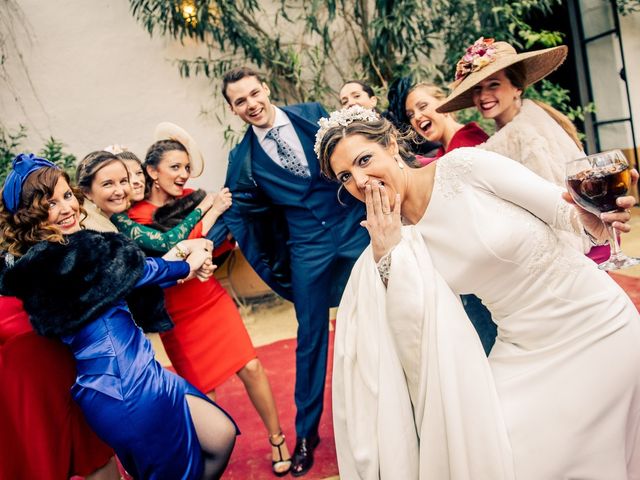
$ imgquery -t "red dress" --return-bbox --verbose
[0,296,113,479]
[417,122,490,166]
[128,193,256,393]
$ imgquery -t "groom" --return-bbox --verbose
[209,67,369,476]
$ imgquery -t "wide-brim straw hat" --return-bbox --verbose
[436,40,568,113]
[153,122,205,178]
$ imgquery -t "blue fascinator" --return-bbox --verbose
[2,153,59,213]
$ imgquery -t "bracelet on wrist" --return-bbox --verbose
[583,228,607,246]
[174,243,188,259]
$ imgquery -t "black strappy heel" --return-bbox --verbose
[269,431,292,477]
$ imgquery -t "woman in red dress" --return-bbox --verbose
[127,131,291,477]
[0,296,117,479]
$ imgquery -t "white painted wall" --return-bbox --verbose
[621,11,640,150]
[5,0,637,173]
[0,0,245,189]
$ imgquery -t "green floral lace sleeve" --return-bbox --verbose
[111,208,203,253]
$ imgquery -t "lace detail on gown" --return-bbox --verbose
[553,199,594,251]
[434,154,472,198]
[553,201,581,235]
[496,197,584,277]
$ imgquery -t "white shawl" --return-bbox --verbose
[332,227,515,480]
[481,99,584,187]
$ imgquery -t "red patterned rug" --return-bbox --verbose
[215,331,338,479]
[610,273,640,308]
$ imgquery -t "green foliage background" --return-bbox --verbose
[0,125,77,185]
[128,0,571,105]
[126,0,609,146]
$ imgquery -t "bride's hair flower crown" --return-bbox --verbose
[314,105,379,157]
[454,37,497,81]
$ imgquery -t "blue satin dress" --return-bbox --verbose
[60,258,236,480]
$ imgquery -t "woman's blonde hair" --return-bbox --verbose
[0,167,84,257]
[406,83,457,121]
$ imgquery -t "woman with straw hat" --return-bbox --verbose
[437,38,612,261]
[437,38,582,184]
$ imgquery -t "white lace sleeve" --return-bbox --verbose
[553,199,581,235]
[376,252,392,287]
[553,200,596,252]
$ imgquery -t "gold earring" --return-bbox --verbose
[153,179,160,189]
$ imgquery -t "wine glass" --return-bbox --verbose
[565,149,640,271]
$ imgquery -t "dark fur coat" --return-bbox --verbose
[150,189,206,232]
[0,230,172,337]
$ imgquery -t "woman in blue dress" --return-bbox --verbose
[0,153,237,480]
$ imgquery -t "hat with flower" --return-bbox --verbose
[436,37,568,113]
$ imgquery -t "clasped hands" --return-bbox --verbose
[164,238,216,283]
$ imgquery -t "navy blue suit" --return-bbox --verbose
[209,103,369,436]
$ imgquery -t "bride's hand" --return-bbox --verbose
[361,181,401,263]
[196,193,217,213]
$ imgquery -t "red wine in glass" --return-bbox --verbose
[566,164,630,215]
[565,149,639,271]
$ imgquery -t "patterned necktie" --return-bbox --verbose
[265,126,310,178]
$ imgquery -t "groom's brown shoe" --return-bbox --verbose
[290,434,320,477]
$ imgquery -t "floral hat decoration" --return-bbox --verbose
[314,105,379,158]
[103,144,128,155]
[436,37,568,113]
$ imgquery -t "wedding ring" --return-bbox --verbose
[383,211,392,215]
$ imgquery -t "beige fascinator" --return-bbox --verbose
[154,122,205,178]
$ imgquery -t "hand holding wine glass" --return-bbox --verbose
[565,149,639,270]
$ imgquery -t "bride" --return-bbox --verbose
[315,106,640,479]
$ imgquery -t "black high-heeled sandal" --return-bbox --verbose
[269,431,292,477]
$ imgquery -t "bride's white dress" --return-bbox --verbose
[333,147,640,479]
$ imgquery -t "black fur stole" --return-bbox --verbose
[0,230,157,337]
[150,189,206,232]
